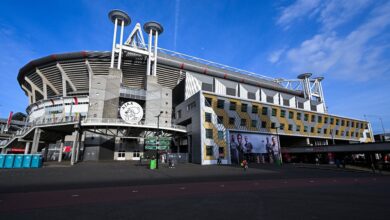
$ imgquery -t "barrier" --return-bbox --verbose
[13,155,24,168]
[4,154,15,168]
[0,154,43,169]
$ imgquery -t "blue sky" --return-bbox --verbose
[0,0,389,134]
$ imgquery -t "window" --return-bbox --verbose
[304,126,308,132]
[281,110,286,118]
[251,120,257,127]
[271,122,276,129]
[341,131,345,136]
[283,99,289,106]
[317,128,321,134]
[226,87,236,96]
[360,123,364,129]
[266,96,274,103]
[336,119,340,125]
[365,124,368,129]
[261,121,267,128]
[202,83,213,92]
[310,127,314,133]
[336,130,339,135]
[206,129,213,139]
[241,103,248,112]
[297,112,302,120]
[177,110,182,119]
[217,100,224,109]
[297,102,304,109]
[346,131,349,137]
[288,124,293,131]
[324,128,328,134]
[311,115,316,122]
[366,132,371,138]
[205,113,212,122]
[217,116,223,124]
[296,125,301,132]
[330,118,334,125]
[240,119,246,126]
[351,132,355,137]
[218,131,224,140]
[351,121,355,127]
[304,114,309,121]
[272,108,277,117]
[355,122,359,128]
[311,105,317,111]
[341,120,345,126]
[346,121,350,127]
[206,145,213,156]
[219,147,224,155]
[205,97,212,107]
[289,111,294,119]
[187,102,196,111]
[318,116,322,123]
[262,107,268,115]
[248,92,256,100]
[280,123,285,130]
[252,105,258,114]
[229,101,236,111]
[324,117,328,124]
[229,117,235,125]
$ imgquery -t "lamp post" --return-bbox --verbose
[155,111,163,169]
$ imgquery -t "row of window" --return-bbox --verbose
[205,129,225,140]
[205,114,367,138]
[205,145,224,157]
[205,97,367,129]
[202,84,306,109]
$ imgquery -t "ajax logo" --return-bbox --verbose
[120,101,143,124]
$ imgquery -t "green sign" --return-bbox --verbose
[144,137,171,150]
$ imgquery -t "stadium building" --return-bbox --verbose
[0,10,374,165]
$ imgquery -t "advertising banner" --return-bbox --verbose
[229,131,280,164]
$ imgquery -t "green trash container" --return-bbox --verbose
[13,155,24,168]
[150,159,157,169]
[0,154,5,168]
[23,155,32,168]
[5,154,15,169]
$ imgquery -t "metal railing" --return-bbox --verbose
[82,118,186,130]
[157,47,276,82]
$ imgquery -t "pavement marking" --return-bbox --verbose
[254,182,259,185]
[71,194,79,197]
[219,184,225,188]
[179,187,186,190]
[132,190,138,193]
[309,180,315,183]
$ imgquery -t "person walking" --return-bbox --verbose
[242,159,248,171]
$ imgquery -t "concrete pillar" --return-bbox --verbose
[24,142,31,154]
[31,128,41,153]
[1,148,6,154]
[70,131,79,165]
[58,141,64,162]
[306,137,310,145]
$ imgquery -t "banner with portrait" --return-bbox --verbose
[228,131,280,164]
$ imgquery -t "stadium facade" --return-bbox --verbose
[1,10,374,165]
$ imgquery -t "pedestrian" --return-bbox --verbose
[315,157,319,166]
[217,157,222,165]
[242,159,248,171]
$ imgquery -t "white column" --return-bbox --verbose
[146,29,153,76]
[153,31,159,77]
[58,141,64,162]
[70,131,79,165]
[110,18,118,68]
[117,20,125,70]
[24,142,31,154]
[43,83,48,100]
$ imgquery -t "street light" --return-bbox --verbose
[155,111,163,169]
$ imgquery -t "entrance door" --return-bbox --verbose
[117,151,126,161]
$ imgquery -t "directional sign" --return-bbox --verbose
[144,137,171,150]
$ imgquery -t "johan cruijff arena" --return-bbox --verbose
[1,10,374,165]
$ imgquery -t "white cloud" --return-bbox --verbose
[268,48,285,64]
[277,0,321,29]
[285,2,390,80]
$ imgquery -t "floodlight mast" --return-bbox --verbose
[108,9,131,70]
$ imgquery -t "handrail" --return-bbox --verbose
[82,118,187,130]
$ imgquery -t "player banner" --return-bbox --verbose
[229,132,280,164]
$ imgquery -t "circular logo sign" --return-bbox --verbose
[120,101,143,124]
